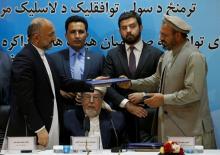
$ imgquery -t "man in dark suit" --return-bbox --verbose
[5,18,93,149]
[64,87,125,149]
[50,15,104,110]
[0,51,11,149]
[0,51,11,105]
[103,11,162,142]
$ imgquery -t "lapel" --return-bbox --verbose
[135,42,148,77]
[46,55,59,91]
[83,49,91,80]
[118,45,132,77]
[62,49,72,78]
[99,111,111,148]
[31,44,53,92]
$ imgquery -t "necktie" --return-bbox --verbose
[73,53,82,80]
[129,46,136,74]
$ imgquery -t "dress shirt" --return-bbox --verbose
[88,116,103,149]
[34,45,59,149]
[119,40,143,108]
[69,47,85,80]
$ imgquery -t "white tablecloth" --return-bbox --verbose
[1,149,220,155]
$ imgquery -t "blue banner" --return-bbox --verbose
[1,0,219,148]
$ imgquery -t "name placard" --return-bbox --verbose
[71,136,100,151]
[8,137,36,150]
[168,136,195,149]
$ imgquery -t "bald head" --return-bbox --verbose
[27,18,56,50]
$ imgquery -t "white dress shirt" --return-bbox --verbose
[34,45,59,149]
[88,116,103,149]
[120,39,144,108]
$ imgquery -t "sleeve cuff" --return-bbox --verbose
[119,99,129,108]
[164,94,175,105]
[35,126,45,133]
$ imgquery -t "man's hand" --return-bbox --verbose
[95,76,110,80]
[37,128,49,147]
[125,102,148,118]
[60,90,76,99]
[144,93,164,108]
[128,92,144,104]
[75,92,82,104]
[117,75,131,89]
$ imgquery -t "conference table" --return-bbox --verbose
[1,149,220,155]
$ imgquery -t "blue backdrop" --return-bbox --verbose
[1,0,220,148]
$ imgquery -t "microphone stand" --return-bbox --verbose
[85,140,90,155]
[110,119,122,154]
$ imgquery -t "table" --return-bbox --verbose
[1,149,220,155]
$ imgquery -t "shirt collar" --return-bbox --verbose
[89,115,99,122]
[125,39,143,52]
[32,44,45,56]
[69,47,86,57]
[172,40,187,56]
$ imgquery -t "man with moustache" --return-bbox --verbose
[50,15,104,110]
[64,87,125,149]
[119,15,216,148]
[103,11,162,142]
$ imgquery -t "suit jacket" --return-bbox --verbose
[64,109,125,149]
[103,42,162,106]
[0,51,11,105]
[50,48,104,80]
[6,44,93,139]
[131,41,214,144]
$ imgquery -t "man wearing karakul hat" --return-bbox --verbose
[119,15,216,148]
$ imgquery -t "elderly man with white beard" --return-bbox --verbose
[64,87,125,149]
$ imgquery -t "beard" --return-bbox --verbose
[85,108,100,118]
[161,41,169,50]
[43,42,53,50]
[121,31,141,45]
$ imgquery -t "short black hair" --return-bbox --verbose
[118,11,142,28]
[65,15,88,32]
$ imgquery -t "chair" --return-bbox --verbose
[0,105,10,149]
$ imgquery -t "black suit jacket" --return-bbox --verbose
[50,48,104,80]
[64,109,125,149]
[103,42,162,106]
[7,44,93,139]
[0,51,11,105]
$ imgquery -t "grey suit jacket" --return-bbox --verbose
[131,41,214,142]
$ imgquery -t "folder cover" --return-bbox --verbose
[126,142,163,149]
[86,78,130,86]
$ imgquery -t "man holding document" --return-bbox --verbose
[103,11,162,142]
[119,15,216,148]
[4,17,93,149]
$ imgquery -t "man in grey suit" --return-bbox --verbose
[120,15,216,148]
[103,11,162,142]
[50,15,104,110]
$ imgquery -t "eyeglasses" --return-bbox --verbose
[82,94,102,102]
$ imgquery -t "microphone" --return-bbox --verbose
[83,116,90,136]
[163,111,186,136]
[110,118,122,153]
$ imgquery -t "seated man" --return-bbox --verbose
[64,87,125,149]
